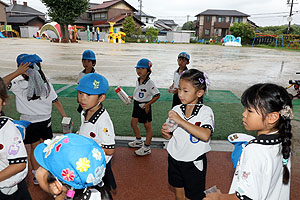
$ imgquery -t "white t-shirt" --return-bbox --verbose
[8,76,57,123]
[133,77,160,102]
[78,106,115,162]
[229,134,290,200]
[77,68,96,83]
[0,117,28,195]
[173,67,188,89]
[167,104,214,161]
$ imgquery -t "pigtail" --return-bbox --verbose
[278,107,293,185]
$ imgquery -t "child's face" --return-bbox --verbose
[77,91,104,111]
[82,59,94,72]
[242,107,265,132]
[36,167,54,195]
[178,79,203,105]
[136,68,148,78]
[177,57,189,68]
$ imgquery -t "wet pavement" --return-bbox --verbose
[1,38,300,97]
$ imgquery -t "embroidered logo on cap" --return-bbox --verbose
[93,80,100,89]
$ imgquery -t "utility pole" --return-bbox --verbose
[287,0,294,34]
[138,0,142,20]
[187,15,190,22]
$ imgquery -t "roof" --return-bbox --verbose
[134,10,155,18]
[89,0,137,12]
[7,15,45,24]
[154,21,173,31]
[195,9,250,17]
[6,3,45,16]
[156,19,178,26]
[0,0,9,7]
[95,14,144,27]
[74,18,93,25]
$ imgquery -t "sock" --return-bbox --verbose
[136,137,142,141]
[144,144,150,148]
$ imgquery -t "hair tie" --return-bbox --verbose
[66,187,75,198]
[203,72,210,94]
[282,158,288,166]
[279,105,293,119]
[198,78,204,84]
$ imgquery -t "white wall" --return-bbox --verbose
[166,32,190,43]
[20,26,39,38]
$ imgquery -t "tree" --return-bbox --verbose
[182,21,194,30]
[145,27,159,42]
[229,22,255,44]
[122,16,137,37]
[42,0,89,41]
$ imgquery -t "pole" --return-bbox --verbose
[287,0,294,34]
[138,0,142,20]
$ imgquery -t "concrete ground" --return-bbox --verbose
[0,38,299,199]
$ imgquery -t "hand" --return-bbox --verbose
[168,110,182,124]
[16,62,31,75]
[144,103,150,114]
[128,96,133,99]
[161,123,172,139]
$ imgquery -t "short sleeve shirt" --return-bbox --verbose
[8,76,57,122]
[229,134,290,200]
[167,104,214,161]
[133,77,160,102]
[77,68,96,83]
[173,67,188,89]
[78,106,115,161]
[0,117,28,193]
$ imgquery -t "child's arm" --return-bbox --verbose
[53,99,67,118]
[204,192,239,200]
[102,148,114,156]
[169,110,211,142]
[3,62,30,86]
[0,163,26,182]
[144,94,160,113]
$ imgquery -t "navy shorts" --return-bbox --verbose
[132,100,152,123]
[168,154,207,200]
[24,118,53,144]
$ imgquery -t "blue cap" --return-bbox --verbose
[82,50,96,61]
[34,133,106,189]
[135,58,152,69]
[178,52,190,60]
[75,73,109,95]
[16,54,42,66]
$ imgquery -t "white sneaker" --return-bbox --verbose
[128,140,143,148]
[135,145,151,156]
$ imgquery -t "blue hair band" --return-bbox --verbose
[282,158,288,166]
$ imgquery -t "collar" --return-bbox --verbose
[84,105,105,124]
[248,134,281,145]
[180,100,203,120]
[138,76,150,85]
[176,67,188,73]
[82,68,95,74]
[0,117,8,130]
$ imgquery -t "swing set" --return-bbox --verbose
[252,34,300,49]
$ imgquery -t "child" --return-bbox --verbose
[0,77,31,199]
[34,133,107,199]
[3,54,67,185]
[78,49,97,83]
[168,52,190,108]
[77,49,97,113]
[128,58,160,156]
[204,83,292,200]
[161,69,214,200]
[75,73,117,196]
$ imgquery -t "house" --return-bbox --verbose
[134,10,155,28]
[154,19,178,34]
[0,0,8,26]
[88,0,144,33]
[74,3,99,28]
[6,1,46,32]
[195,9,250,39]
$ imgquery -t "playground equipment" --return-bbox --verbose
[250,34,300,49]
[287,40,300,49]
[222,35,241,47]
[108,22,126,43]
[286,72,300,100]
[0,25,20,38]
[39,22,61,39]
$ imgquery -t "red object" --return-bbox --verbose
[115,87,121,93]
[90,132,96,138]
[195,122,201,126]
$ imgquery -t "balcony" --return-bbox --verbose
[214,22,230,29]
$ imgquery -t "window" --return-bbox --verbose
[228,17,232,23]
[205,29,210,35]
[146,18,149,23]
[217,16,225,23]
[206,16,210,23]
[93,12,107,20]
[216,29,219,35]
[237,17,242,23]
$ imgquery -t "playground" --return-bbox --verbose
[0,38,299,199]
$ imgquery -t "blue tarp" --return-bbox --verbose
[0,32,5,38]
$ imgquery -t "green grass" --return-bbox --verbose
[3,94,256,140]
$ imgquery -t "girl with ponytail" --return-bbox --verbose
[204,83,292,200]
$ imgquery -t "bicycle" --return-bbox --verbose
[286,72,300,100]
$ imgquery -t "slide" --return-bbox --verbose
[0,32,5,38]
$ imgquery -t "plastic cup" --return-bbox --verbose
[204,185,218,195]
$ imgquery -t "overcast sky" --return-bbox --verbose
[4,0,300,27]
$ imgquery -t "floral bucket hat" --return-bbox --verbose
[34,133,106,189]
